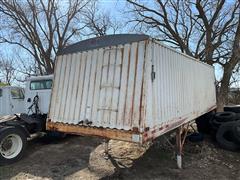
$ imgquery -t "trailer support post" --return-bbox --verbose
[176,123,190,169]
[176,126,182,169]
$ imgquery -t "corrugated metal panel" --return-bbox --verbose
[146,42,216,131]
[49,41,148,131]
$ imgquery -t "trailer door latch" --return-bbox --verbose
[151,65,156,82]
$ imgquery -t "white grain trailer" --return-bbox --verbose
[47,34,216,141]
[46,34,216,167]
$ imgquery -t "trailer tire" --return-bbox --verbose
[0,127,27,165]
[216,122,240,151]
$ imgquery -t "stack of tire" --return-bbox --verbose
[196,106,240,151]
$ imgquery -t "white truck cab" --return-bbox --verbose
[0,86,25,116]
[24,75,53,115]
[0,75,53,116]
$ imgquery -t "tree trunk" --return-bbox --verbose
[217,65,232,111]
[44,56,54,75]
[218,18,240,111]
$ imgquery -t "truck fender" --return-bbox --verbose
[0,124,30,138]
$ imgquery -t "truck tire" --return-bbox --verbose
[232,120,240,144]
[215,112,236,121]
[216,122,240,151]
[209,118,220,131]
[211,112,237,131]
[224,106,240,113]
[0,127,27,165]
[210,117,236,131]
[196,111,214,134]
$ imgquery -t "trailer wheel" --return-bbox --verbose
[0,127,27,165]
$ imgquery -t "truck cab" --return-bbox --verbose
[24,75,53,115]
[0,86,25,116]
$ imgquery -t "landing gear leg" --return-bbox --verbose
[176,123,189,169]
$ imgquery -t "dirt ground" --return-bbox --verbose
[0,133,240,180]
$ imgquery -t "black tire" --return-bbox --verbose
[187,133,204,142]
[234,113,240,120]
[0,127,27,165]
[216,121,240,151]
[215,112,236,121]
[196,111,215,134]
[232,120,240,144]
[209,118,221,130]
[211,112,237,131]
[224,106,240,113]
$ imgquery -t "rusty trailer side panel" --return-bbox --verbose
[49,39,148,131]
[47,34,216,143]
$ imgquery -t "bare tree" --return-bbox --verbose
[218,14,240,109]
[0,58,16,85]
[83,1,122,37]
[0,0,90,74]
[127,0,240,110]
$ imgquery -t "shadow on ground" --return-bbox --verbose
[1,135,240,180]
[0,135,102,180]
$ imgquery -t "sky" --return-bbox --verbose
[100,0,224,82]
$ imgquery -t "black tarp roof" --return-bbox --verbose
[58,34,149,55]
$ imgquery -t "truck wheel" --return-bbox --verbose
[0,127,27,165]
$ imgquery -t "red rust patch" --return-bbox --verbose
[159,127,163,131]
[132,127,139,133]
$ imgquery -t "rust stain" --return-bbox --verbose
[132,127,139,133]
[46,121,139,143]
[152,130,156,134]
[131,42,139,127]
[142,117,188,143]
